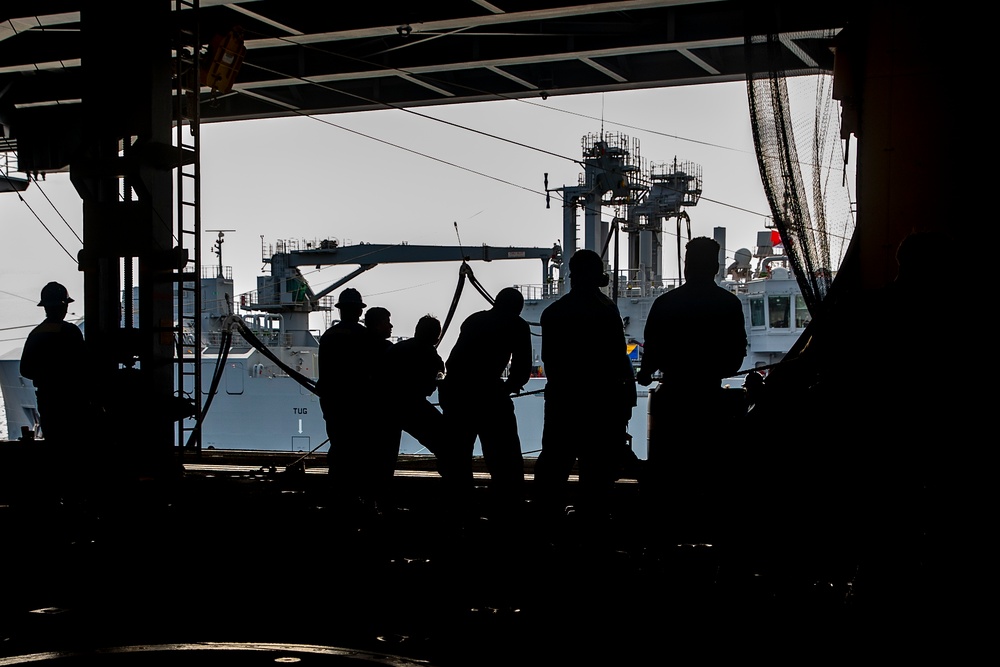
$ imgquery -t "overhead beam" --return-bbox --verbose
[242,1,717,48]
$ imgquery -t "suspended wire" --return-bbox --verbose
[28,174,83,244]
[1,168,79,264]
[242,61,584,169]
[255,102,551,200]
[523,97,752,155]
[0,289,38,304]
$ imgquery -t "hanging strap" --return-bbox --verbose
[437,261,497,346]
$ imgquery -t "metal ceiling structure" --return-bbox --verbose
[1,1,849,133]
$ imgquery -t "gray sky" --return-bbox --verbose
[1,80,846,358]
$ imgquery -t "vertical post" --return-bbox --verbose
[71,0,177,477]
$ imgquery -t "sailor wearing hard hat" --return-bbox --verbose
[317,287,371,513]
[19,282,88,493]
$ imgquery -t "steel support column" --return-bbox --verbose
[70,1,178,476]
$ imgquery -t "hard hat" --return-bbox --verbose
[38,282,74,307]
[335,287,366,309]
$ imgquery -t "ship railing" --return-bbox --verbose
[613,273,680,298]
[242,288,301,310]
[202,265,233,280]
[203,329,290,349]
[517,278,681,301]
[238,288,334,312]
[267,237,351,259]
[724,280,749,295]
[517,283,563,301]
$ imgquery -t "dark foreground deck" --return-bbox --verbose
[0,444,971,664]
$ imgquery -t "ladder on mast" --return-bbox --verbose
[174,0,203,453]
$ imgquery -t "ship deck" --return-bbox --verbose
[0,443,958,664]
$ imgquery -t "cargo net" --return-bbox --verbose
[745,32,856,316]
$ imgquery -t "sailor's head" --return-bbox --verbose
[38,282,74,317]
[335,287,365,309]
[335,287,365,321]
[38,281,74,308]
[365,306,392,339]
[684,237,721,282]
[493,287,524,316]
[569,249,609,288]
[413,314,441,345]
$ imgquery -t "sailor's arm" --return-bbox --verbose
[720,298,749,376]
[635,331,659,387]
[19,332,42,381]
[504,319,533,393]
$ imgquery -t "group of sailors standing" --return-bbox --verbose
[316,236,750,534]
[17,236,750,540]
[317,282,534,524]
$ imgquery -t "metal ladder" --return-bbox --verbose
[174,0,203,453]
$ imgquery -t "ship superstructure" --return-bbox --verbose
[522,132,809,383]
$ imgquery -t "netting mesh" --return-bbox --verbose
[745,32,856,316]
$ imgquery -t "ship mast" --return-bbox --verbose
[207,229,235,278]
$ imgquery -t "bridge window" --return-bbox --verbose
[768,295,790,328]
[794,295,810,328]
[749,296,765,327]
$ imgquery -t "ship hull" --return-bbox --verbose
[3,355,652,459]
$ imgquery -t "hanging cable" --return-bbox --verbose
[437,263,470,346]
[230,317,318,393]
[1,168,79,264]
[185,327,232,449]
[29,174,83,244]
[242,60,584,170]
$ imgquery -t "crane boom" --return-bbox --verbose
[280,243,554,268]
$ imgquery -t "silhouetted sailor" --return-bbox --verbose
[636,236,747,394]
[361,306,400,512]
[636,236,747,541]
[383,316,463,500]
[439,287,532,519]
[534,249,637,527]
[20,282,91,500]
[318,287,369,513]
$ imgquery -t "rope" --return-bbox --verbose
[437,263,469,346]
[437,261,497,344]
[465,267,496,306]
[185,328,232,449]
[284,436,331,471]
[231,317,319,394]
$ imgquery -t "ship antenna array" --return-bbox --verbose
[207,229,235,276]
